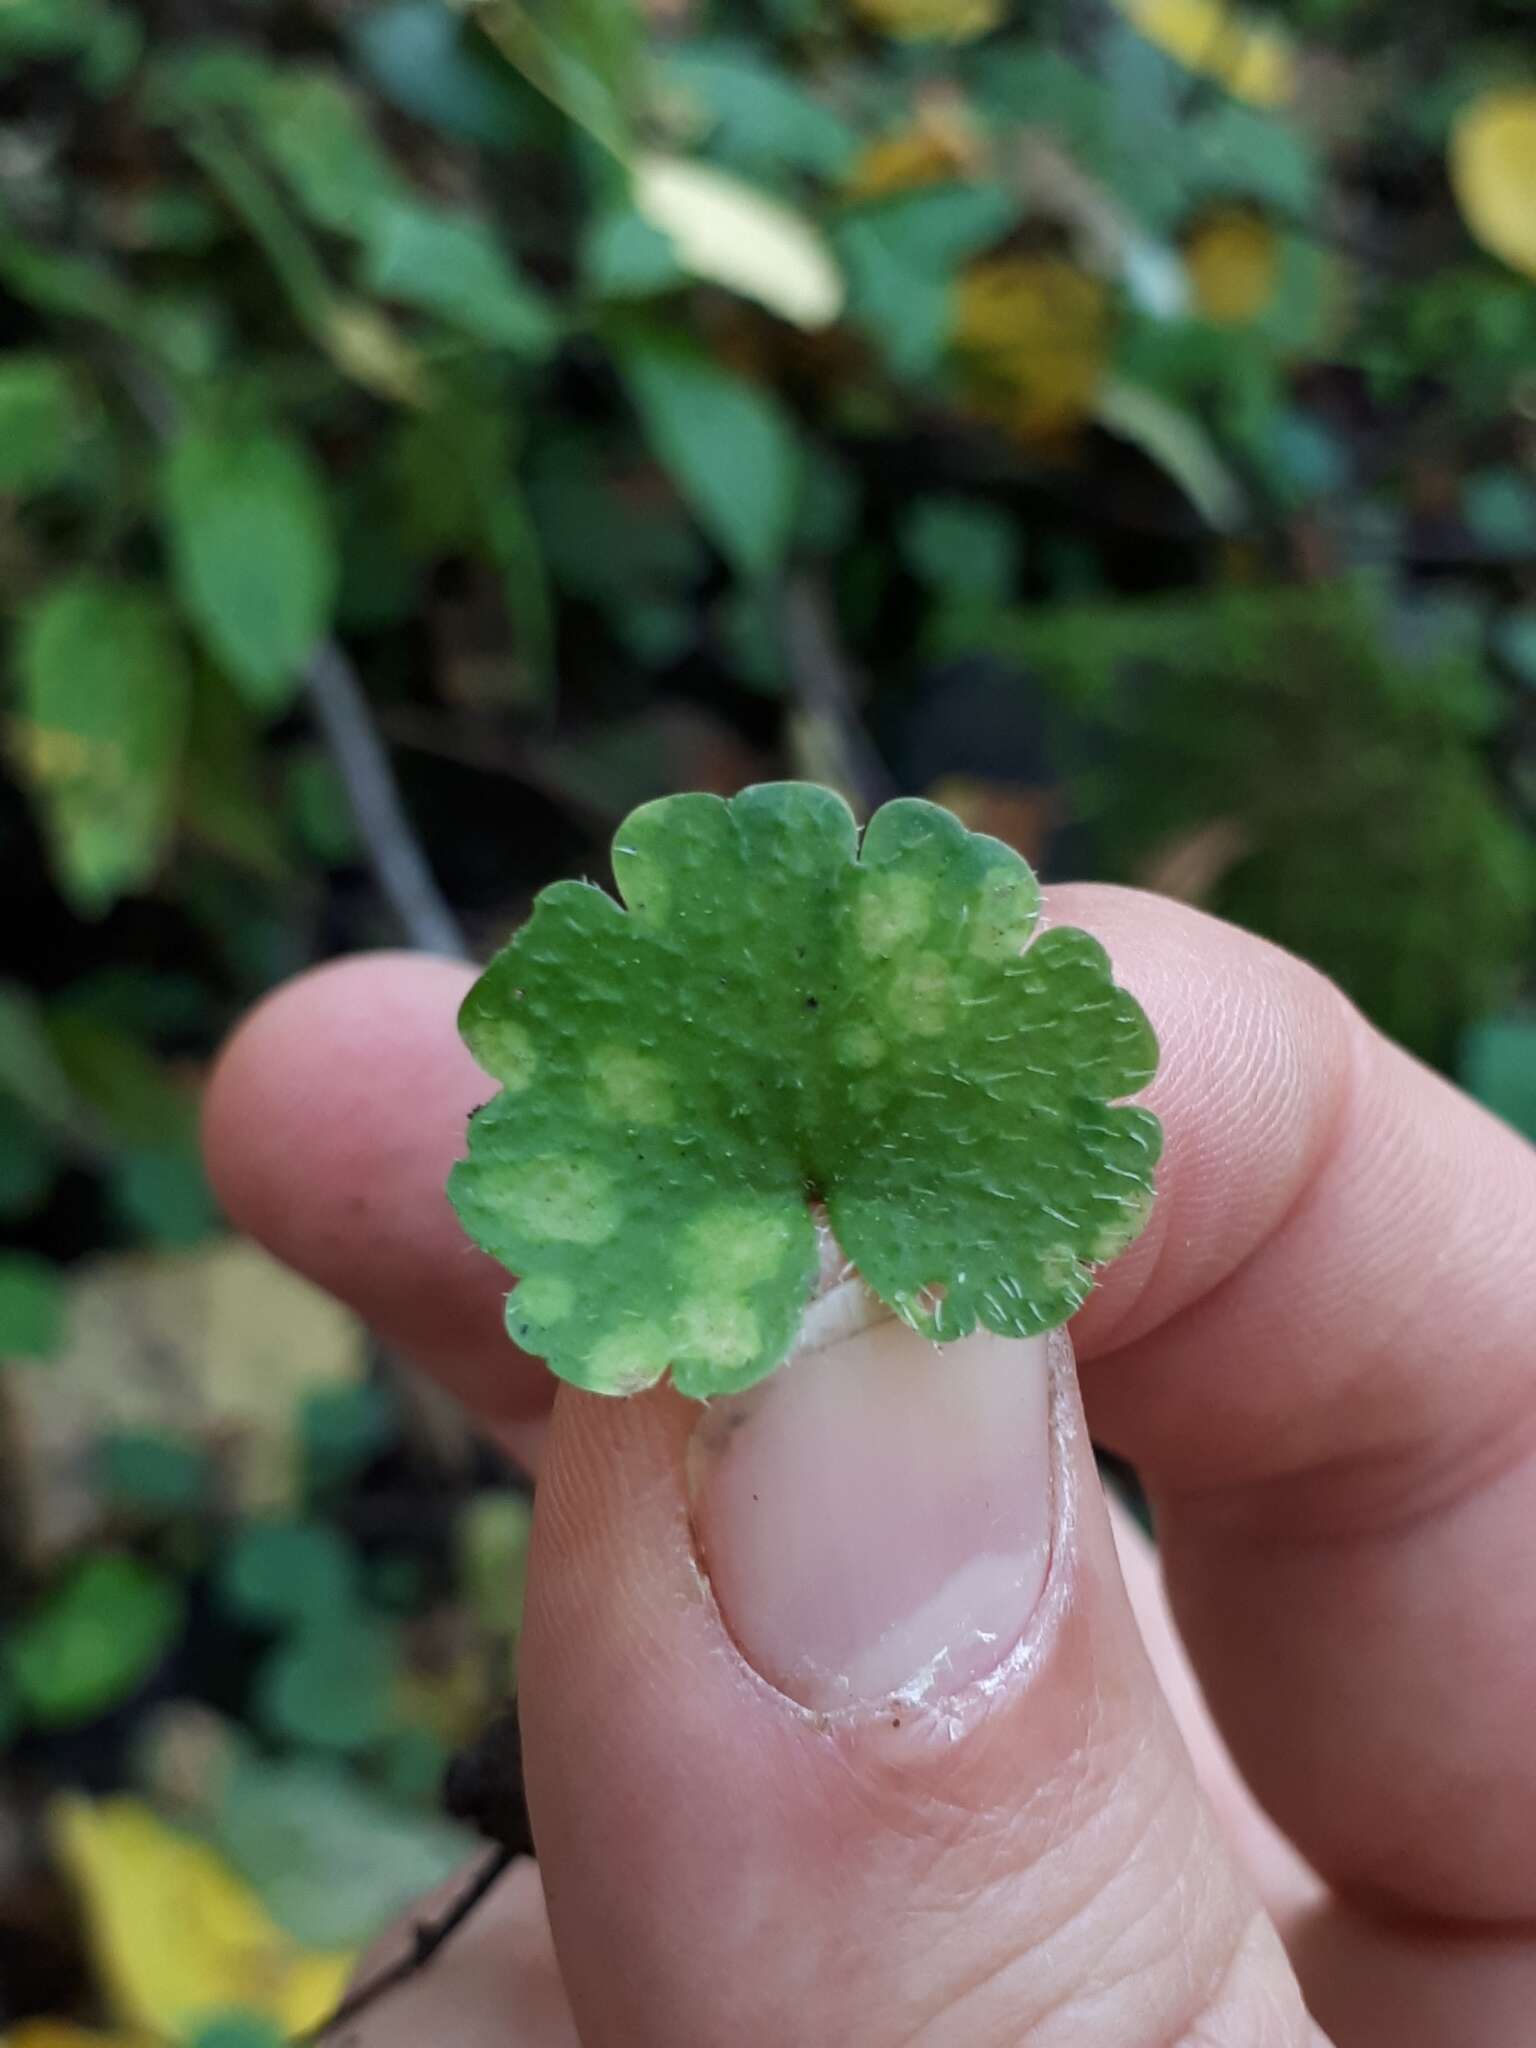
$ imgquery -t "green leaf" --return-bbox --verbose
[6,1553,183,1726]
[300,1381,395,1497]
[1463,468,1536,553]
[163,422,336,712]
[181,668,287,876]
[98,1430,208,1512]
[252,69,403,237]
[111,1145,219,1246]
[214,1750,471,1948]
[662,42,857,179]
[362,199,558,354]
[901,497,1021,601]
[0,1097,57,1219]
[219,1519,356,1630]
[1461,1015,1536,1141]
[837,183,1014,378]
[0,1253,66,1360]
[15,577,191,914]
[188,2015,287,2048]
[0,981,80,1130]
[0,355,78,493]
[1495,608,1536,688]
[617,333,802,581]
[256,1614,398,1751]
[451,786,1161,1397]
[583,207,686,298]
[46,1011,195,1147]
[350,1,541,149]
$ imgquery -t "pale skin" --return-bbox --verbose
[203,885,1536,2046]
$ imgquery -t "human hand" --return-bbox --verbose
[204,886,1536,2047]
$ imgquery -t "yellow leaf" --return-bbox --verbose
[1450,87,1536,281]
[8,1240,366,1561]
[850,0,1003,44]
[1114,0,1294,107]
[846,102,982,198]
[51,1796,353,2037]
[633,155,845,331]
[1185,209,1280,323]
[953,257,1109,441]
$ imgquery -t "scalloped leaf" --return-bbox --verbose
[450,785,1160,1398]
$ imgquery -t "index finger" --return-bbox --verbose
[1052,885,1536,1929]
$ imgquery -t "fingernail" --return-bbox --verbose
[689,1282,1057,1712]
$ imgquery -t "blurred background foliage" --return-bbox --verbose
[2,0,1535,2035]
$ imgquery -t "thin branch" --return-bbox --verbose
[778,575,899,816]
[304,641,468,958]
[299,1845,517,2043]
[112,356,468,959]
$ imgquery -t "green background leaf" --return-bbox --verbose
[618,333,802,581]
[6,1554,183,1727]
[16,577,191,914]
[163,423,337,711]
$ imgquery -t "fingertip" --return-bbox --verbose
[204,951,551,1430]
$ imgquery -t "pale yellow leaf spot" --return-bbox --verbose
[681,1204,793,1288]
[673,1295,761,1369]
[504,1159,619,1245]
[835,1023,886,1070]
[512,1273,575,1324]
[1113,0,1295,108]
[472,1017,537,1092]
[588,1046,674,1124]
[1450,88,1536,282]
[584,1322,673,1393]
[969,864,1039,961]
[1089,1188,1156,1264]
[856,871,933,957]
[887,951,952,1037]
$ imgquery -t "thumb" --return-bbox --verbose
[521,1295,1318,2046]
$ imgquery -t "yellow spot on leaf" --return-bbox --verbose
[954,258,1109,442]
[589,1046,674,1123]
[969,864,1039,961]
[673,1295,761,1369]
[1185,209,1281,324]
[512,1273,575,1324]
[836,1023,886,1070]
[856,871,933,956]
[51,1795,352,2038]
[506,1159,618,1245]
[1090,1188,1156,1263]
[681,1205,793,1288]
[1113,0,1295,108]
[888,951,952,1037]
[1450,88,1536,282]
[585,1322,672,1392]
[473,1018,537,1092]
